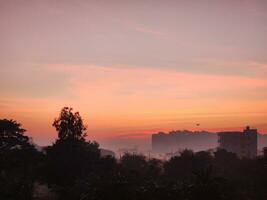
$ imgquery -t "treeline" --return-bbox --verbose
[1,107,267,200]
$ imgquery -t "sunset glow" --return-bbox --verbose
[1,0,267,147]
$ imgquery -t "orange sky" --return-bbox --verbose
[1,64,267,145]
[0,1,267,146]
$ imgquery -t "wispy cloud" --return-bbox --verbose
[134,25,165,37]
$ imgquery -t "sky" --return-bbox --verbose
[0,0,267,150]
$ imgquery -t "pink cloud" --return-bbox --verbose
[45,64,267,94]
[2,63,267,144]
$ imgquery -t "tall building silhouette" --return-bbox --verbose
[152,130,217,154]
[218,126,258,158]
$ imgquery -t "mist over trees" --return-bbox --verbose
[1,107,267,200]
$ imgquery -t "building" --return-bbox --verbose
[218,126,258,158]
[152,130,218,154]
[100,148,115,157]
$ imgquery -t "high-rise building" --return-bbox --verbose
[152,130,217,154]
[218,126,258,158]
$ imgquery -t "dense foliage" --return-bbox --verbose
[1,108,267,200]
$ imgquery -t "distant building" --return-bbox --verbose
[100,148,115,157]
[218,126,258,158]
[152,130,217,154]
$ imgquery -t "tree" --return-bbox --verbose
[0,119,29,151]
[120,153,147,173]
[0,119,40,200]
[53,107,87,141]
[164,149,195,180]
[45,107,100,200]
[263,147,267,158]
[0,119,39,169]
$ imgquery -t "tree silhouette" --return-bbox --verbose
[0,119,40,200]
[164,149,195,180]
[263,147,267,158]
[0,119,29,151]
[53,107,87,141]
[2,116,267,200]
[44,107,100,200]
